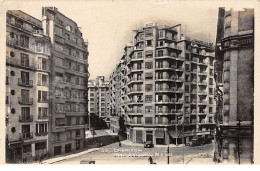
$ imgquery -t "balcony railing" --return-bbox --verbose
[155,87,176,91]
[19,132,33,140]
[18,97,33,105]
[127,89,143,93]
[155,110,176,114]
[35,132,48,136]
[155,99,176,103]
[19,115,33,122]
[198,91,207,94]
[38,115,48,119]
[18,78,33,87]
[38,98,49,103]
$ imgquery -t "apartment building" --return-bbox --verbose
[214,8,254,164]
[109,22,216,145]
[88,76,110,128]
[6,10,51,163]
[42,7,89,156]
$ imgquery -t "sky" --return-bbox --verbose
[2,0,220,79]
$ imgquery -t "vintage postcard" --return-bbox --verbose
[0,0,259,166]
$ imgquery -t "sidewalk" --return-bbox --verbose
[41,148,99,164]
[121,140,183,148]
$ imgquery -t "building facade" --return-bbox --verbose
[109,22,216,145]
[214,8,254,164]
[88,76,110,128]
[6,10,51,163]
[42,7,89,156]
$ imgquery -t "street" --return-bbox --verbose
[53,141,215,165]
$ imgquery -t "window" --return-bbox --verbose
[209,78,213,85]
[65,33,70,40]
[137,52,142,58]
[136,63,142,70]
[76,129,80,137]
[76,117,80,125]
[20,35,29,48]
[209,97,213,104]
[55,43,63,52]
[21,53,29,67]
[157,72,163,79]
[145,50,153,58]
[36,42,44,53]
[21,107,30,118]
[159,30,164,38]
[137,117,142,124]
[145,95,152,102]
[38,107,48,118]
[210,69,213,76]
[76,78,79,85]
[209,88,213,95]
[66,25,72,32]
[145,29,153,37]
[145,73,153,80]
[185,64,190,71]
[38,57,47,70]
[38,91,48,102]
[157,50,163,57]
[90,93,95,96]
[146,40,152,46]
[21,71,29,84]
[55,73,63,82]
[90,98,94,101]
[145,106,152,114]
[209,107,213,113]
[38,73,48,86]
[186,54,190,60]
[185,85,189,92]
[157,61,163,69]
[145,117,153,124]
[145,84,153,92]
[145,62,153,69]
[210,59,213,66]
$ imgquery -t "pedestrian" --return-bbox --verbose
[148,156,153,164]
[39,155,42,164]
[119,141,121,147]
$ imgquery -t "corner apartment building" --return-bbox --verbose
[6,10,51,163]
[88,76,110,127]
[109,22,216,145]
[214,8,254,164]
[42,7,89,156]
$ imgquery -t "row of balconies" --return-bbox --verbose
[18,114,49,122]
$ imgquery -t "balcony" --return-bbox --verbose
[155,77,176,82]
[38,115,48,119]
[35,132,48,136]
[155,110,175,115]
[198,61,208,66]
[18,97,33,105]
[18,78,33,87]
[127,99,143,104]
[19,115,33,122]
[127,110,143,115]
[191,70,197,74]
[175,77,184,82]
[175,67,184,72]
[127,89,143,94]
[131,55,143,62]
[155,87,176,92]
[19,132,33,140]
[38,98,49,103]
[175,56,185,61]
[155,99,175,104]
[198,71,207,75]
[37,81,49,87]
[127,78,143,85]
[175,88,184,93]
[198,81,207,85]
[191,79,197,84]
[175,99,184,104]
[131,67,143,72]
[198,91,207,95]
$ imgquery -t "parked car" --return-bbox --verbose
[144,141,154,148]
[186,137,205,146]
